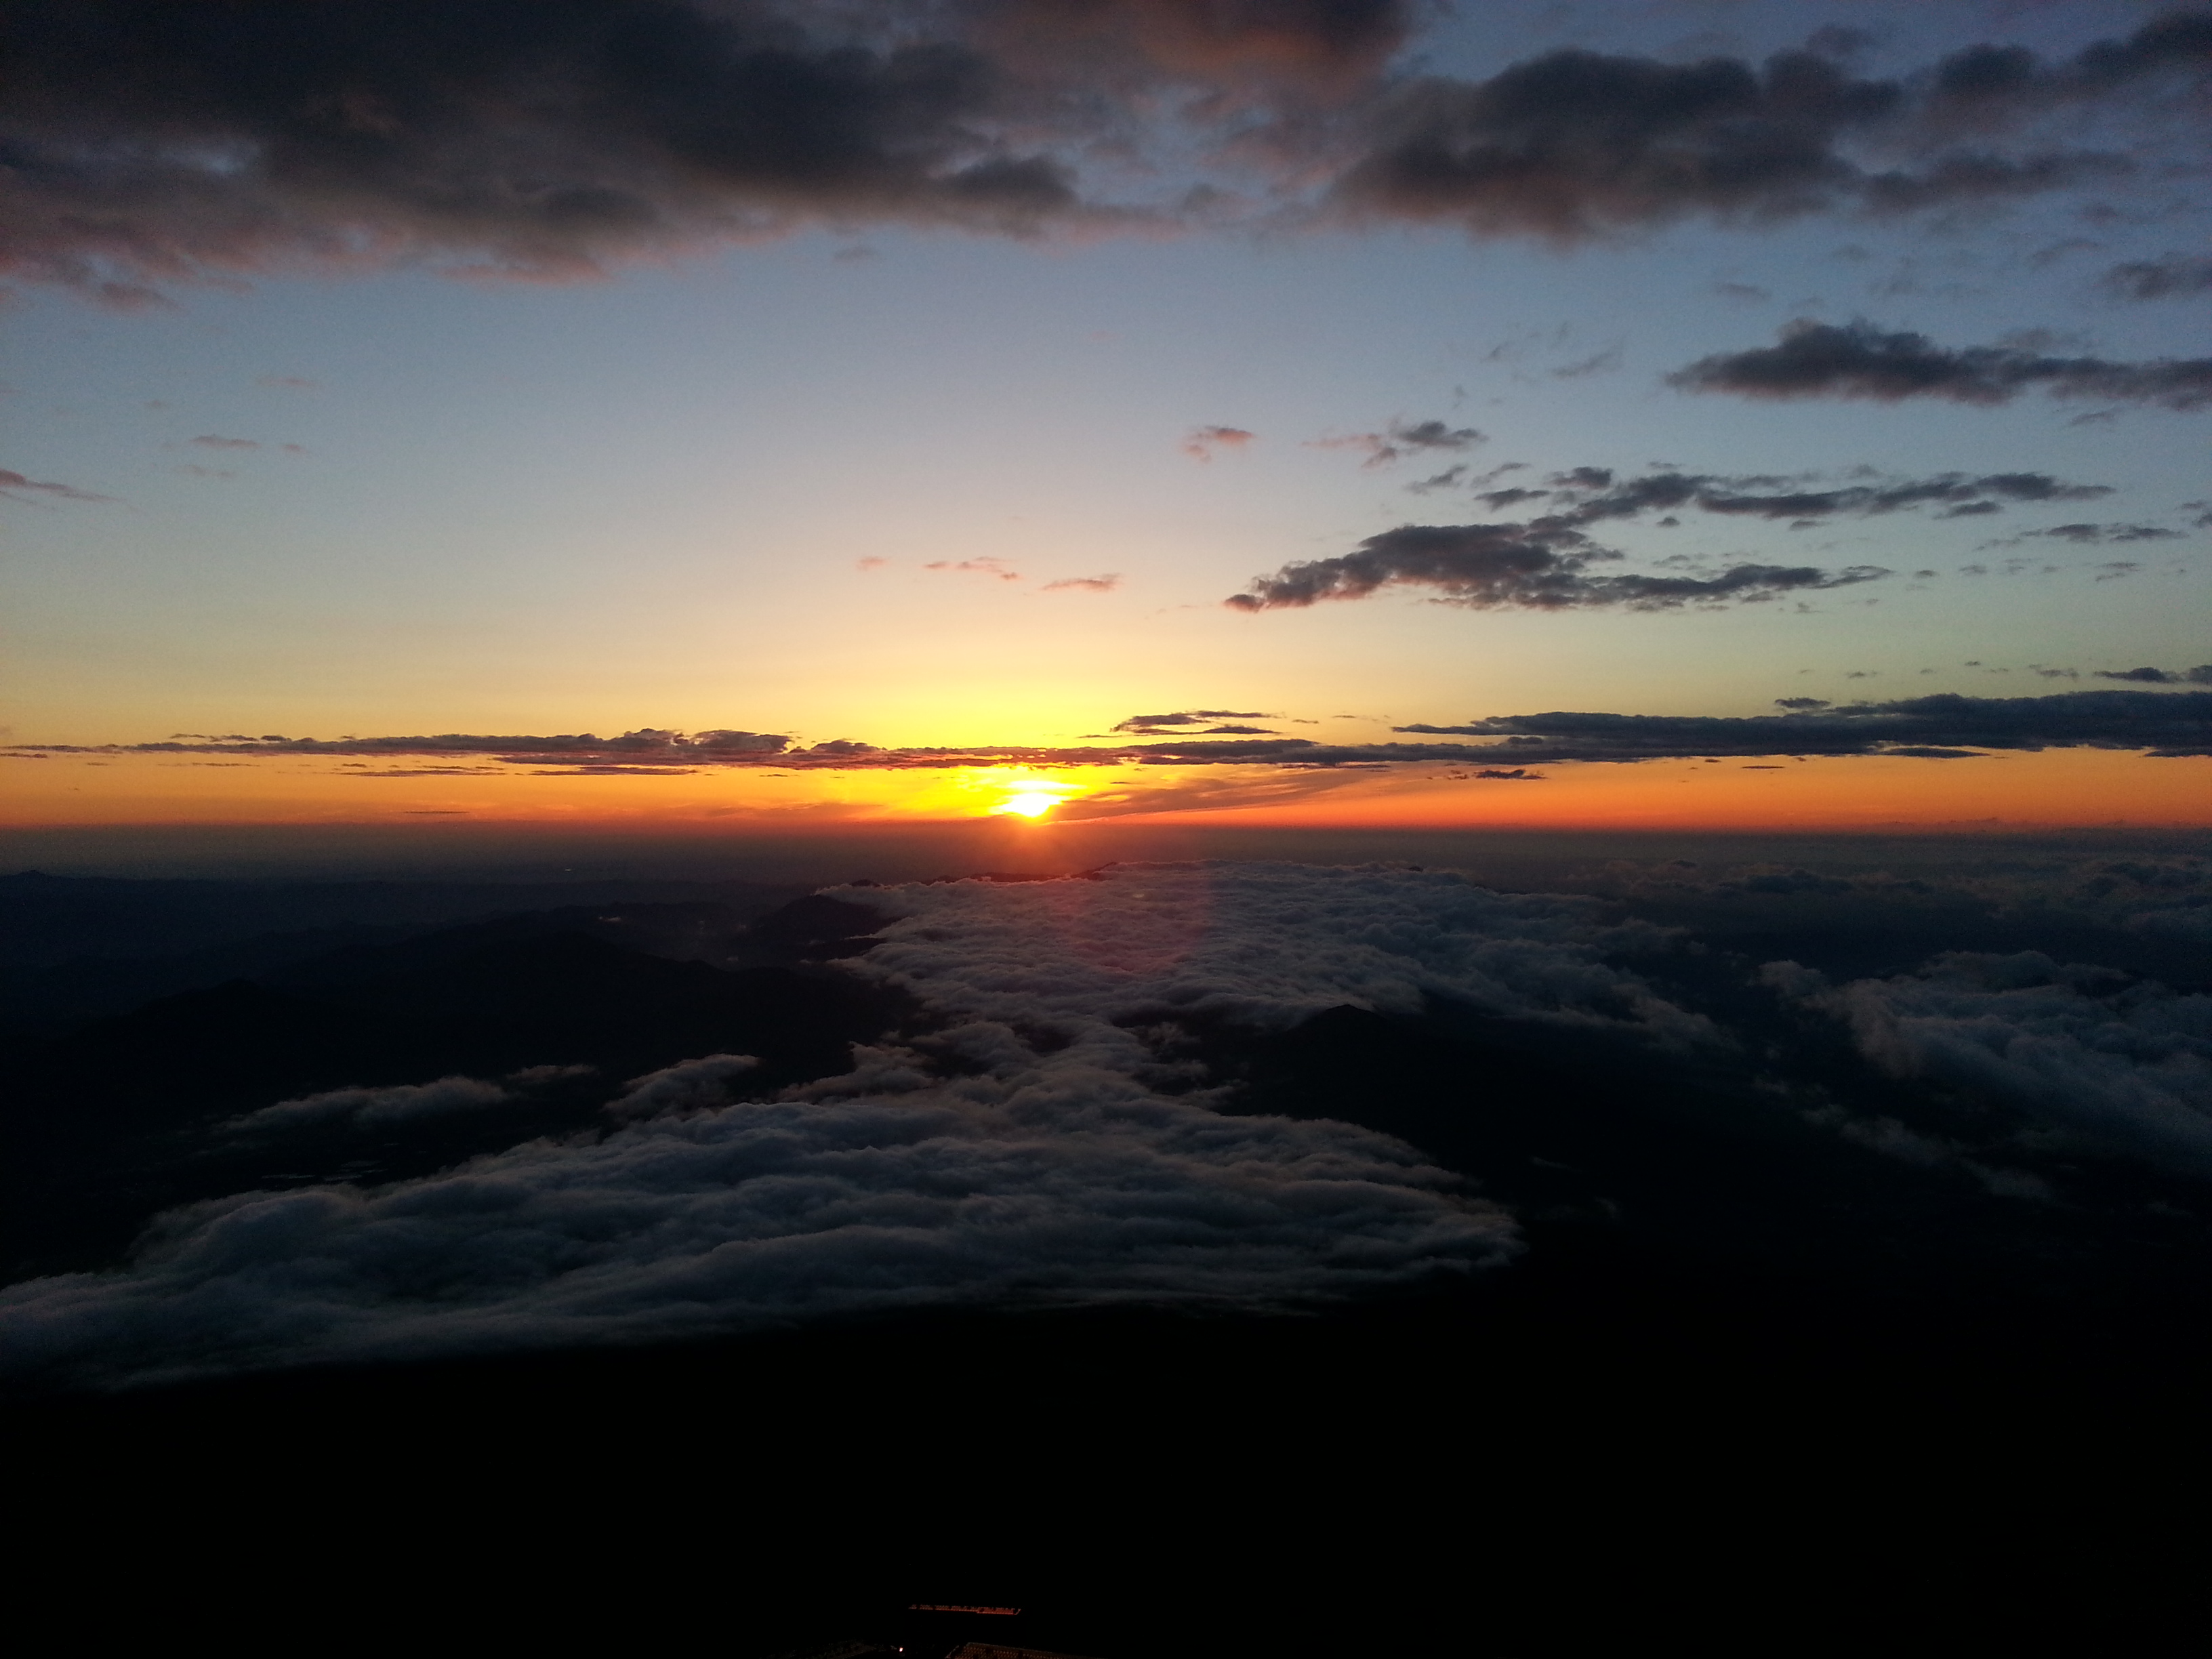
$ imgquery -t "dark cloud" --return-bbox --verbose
[1990,523,2184,545]
[3,727,1498,773]
[0,0,1094,303]
[3,3,2203,305]
[1224,520,1888,611]
[1415,462,2108,524]
[1326,12,2212,241]
[22,727,798,766]
[0,467,108,503]
[1313,419,1484,468]
[1395,689,2212,761]
[2096,665,2212,684]
[978,0,1413,91]
[18,692,2211,780]
[1041,573,1120,592]
[1669,320,2212,410]
[1584,466,2106,523]
[2103,253,2212,301]
[1113,710,1272,732]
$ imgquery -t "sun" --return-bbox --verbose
[994,790,1063,819]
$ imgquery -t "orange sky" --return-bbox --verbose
[5,746,2203,832]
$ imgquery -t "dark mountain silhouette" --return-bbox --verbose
[0,895,917,1277]
[0,871,808,1040]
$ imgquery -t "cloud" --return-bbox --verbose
[184,434,258,450]
[0,0,1099,304]
[0,467,108,503]
[1769,952,2212,1176]
[1984,523,2184,546]
[18,691,2211,779]
[1551,346,1622,379]
[234,1075,511,1131]
[2102,254,2212,301]
[1225,521,1888,611]
[1581,466,2106,523]
[1324,14,2212,241]
[924,557,1021,581]
[1041,573,1120,592]
[1388,460,2110,523]
[1,863,1625,1389]
[979,0,1415,92]
[254,375,320,390]
[1669,320,2212,410]
[1394,689,2212,761]
[1182,425,1254,460]
[23,727,798,766]
[600,1054,761,1120]
[5,4,2208,308]
[1311,418,1483,468]
[1113,710,1273,732]
[2095,665,2212,684]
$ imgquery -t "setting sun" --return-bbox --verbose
[993,790,1065,819]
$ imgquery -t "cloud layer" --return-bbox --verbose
[1397,689,2212,761]
[0,863,1725,1387]
[11,690,2209,779]
[6,5,2209,301]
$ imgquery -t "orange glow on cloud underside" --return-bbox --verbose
[3,748,2205,831]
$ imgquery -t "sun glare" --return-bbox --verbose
[994,790,1065,818]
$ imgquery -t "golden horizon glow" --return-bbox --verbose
[1,748,2203,833]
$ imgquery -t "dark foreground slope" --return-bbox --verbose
[8,1269,2202,1656]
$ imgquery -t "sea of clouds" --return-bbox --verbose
[9,859,2208,1391]
[3,865,1704,1388]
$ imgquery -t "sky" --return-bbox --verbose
[3,0,2209,836]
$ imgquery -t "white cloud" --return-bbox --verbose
[2,863,1709,1389]
[837,861,1709,1046]
[1766,952,2212,1174]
